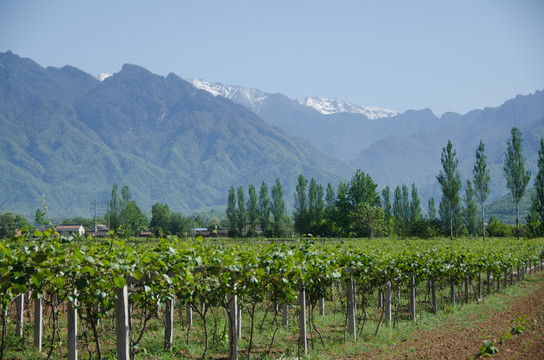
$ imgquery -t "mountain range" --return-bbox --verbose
[1,51,543,222]
[0,51,352,217]
[189,78,544,210]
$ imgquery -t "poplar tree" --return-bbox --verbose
[226,186,237,235]
[307,178,324,235]
[410,183,421,222]
[246,184,259,237]
[437,140,462,240]
[527,139,544,237]
[381,186,392,223]
[463,180,478,236]
[472,140,490,240]
[271,178,285,237]
[503,127,531,239]
[293,175,309,235]
[392,186,404,236]
[110,183,121,232]
[427,198,436,220]
[236,186,246,236]
[258,181,271,236]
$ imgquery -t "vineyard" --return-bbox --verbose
[2,230,544,360]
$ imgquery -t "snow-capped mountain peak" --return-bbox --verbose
[188,78,268,113]
[298,96,399,119]
[189,78,399,120]
[95,72,113,81]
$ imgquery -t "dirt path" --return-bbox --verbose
[360,273,544,360]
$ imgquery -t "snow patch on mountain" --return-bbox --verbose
[298,96,399,119]
[188,79,268,113]
[95,72,113,81]
[189,78,399,119]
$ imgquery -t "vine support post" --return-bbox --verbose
[164,297,174,352]
[319,296,325,316]
[33,297,42,352]
[15,294,23,337]
[298,283,307,356]
[115,285,130,360]
[477,274,482,300]
[409,276,416,321]
[67,298,78,360]
[450,278,455,307]
[282,304,289,327]
[486,270,491,296]
[504,269,508,288]
[186,303,192,327]
[510,267,514,285]
[237,302,242,340]
[227,293,238,360]
[385,281,392,325]
[464,276,469,304]
[431,279,437,316]
[496,274,500,292]
[347,277,356,340]
[378,291,383,308]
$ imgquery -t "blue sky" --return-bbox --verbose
[1,0,542,115]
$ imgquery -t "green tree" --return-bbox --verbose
[307,178,324,235]
[410,183,421,223]
[150,202,171,236]
[236,186,246,236]
[293,175,309,235]
[226,186,237,236]
[120,201,147,237]
[62,217,94,228]
[271,178,285,237]
[392,186,404,236]
[0,213,28,238]
[348,169,380,207]
[381,186,392,223]
[34,208,46,226]
[526,139,544,237]
[110,183,121,232]
[246,184,259,237]
[322,183,336,237]
[170,212,191,237]
[463,180,478,236]
[427,198,436,220]
[472,140,491,240]
[350,202,386,239]
[109,184,132,233]
[334,181,351,236]
[503,127,531,239]
[258,181,271,236]
[437,140,462,239]
[439,195,464,237]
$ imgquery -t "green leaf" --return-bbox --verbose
[114,276,126,288]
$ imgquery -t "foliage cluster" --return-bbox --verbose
[2,229,544,358]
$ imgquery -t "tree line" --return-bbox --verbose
[226,127,544,239]
[1,128,542,240]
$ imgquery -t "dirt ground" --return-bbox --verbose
[359,273,544,360]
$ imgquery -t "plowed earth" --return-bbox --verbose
[358,273,544,360]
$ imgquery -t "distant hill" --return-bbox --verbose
[0,52,354,218]
[189,79,447,162]
[486,189,534,225]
